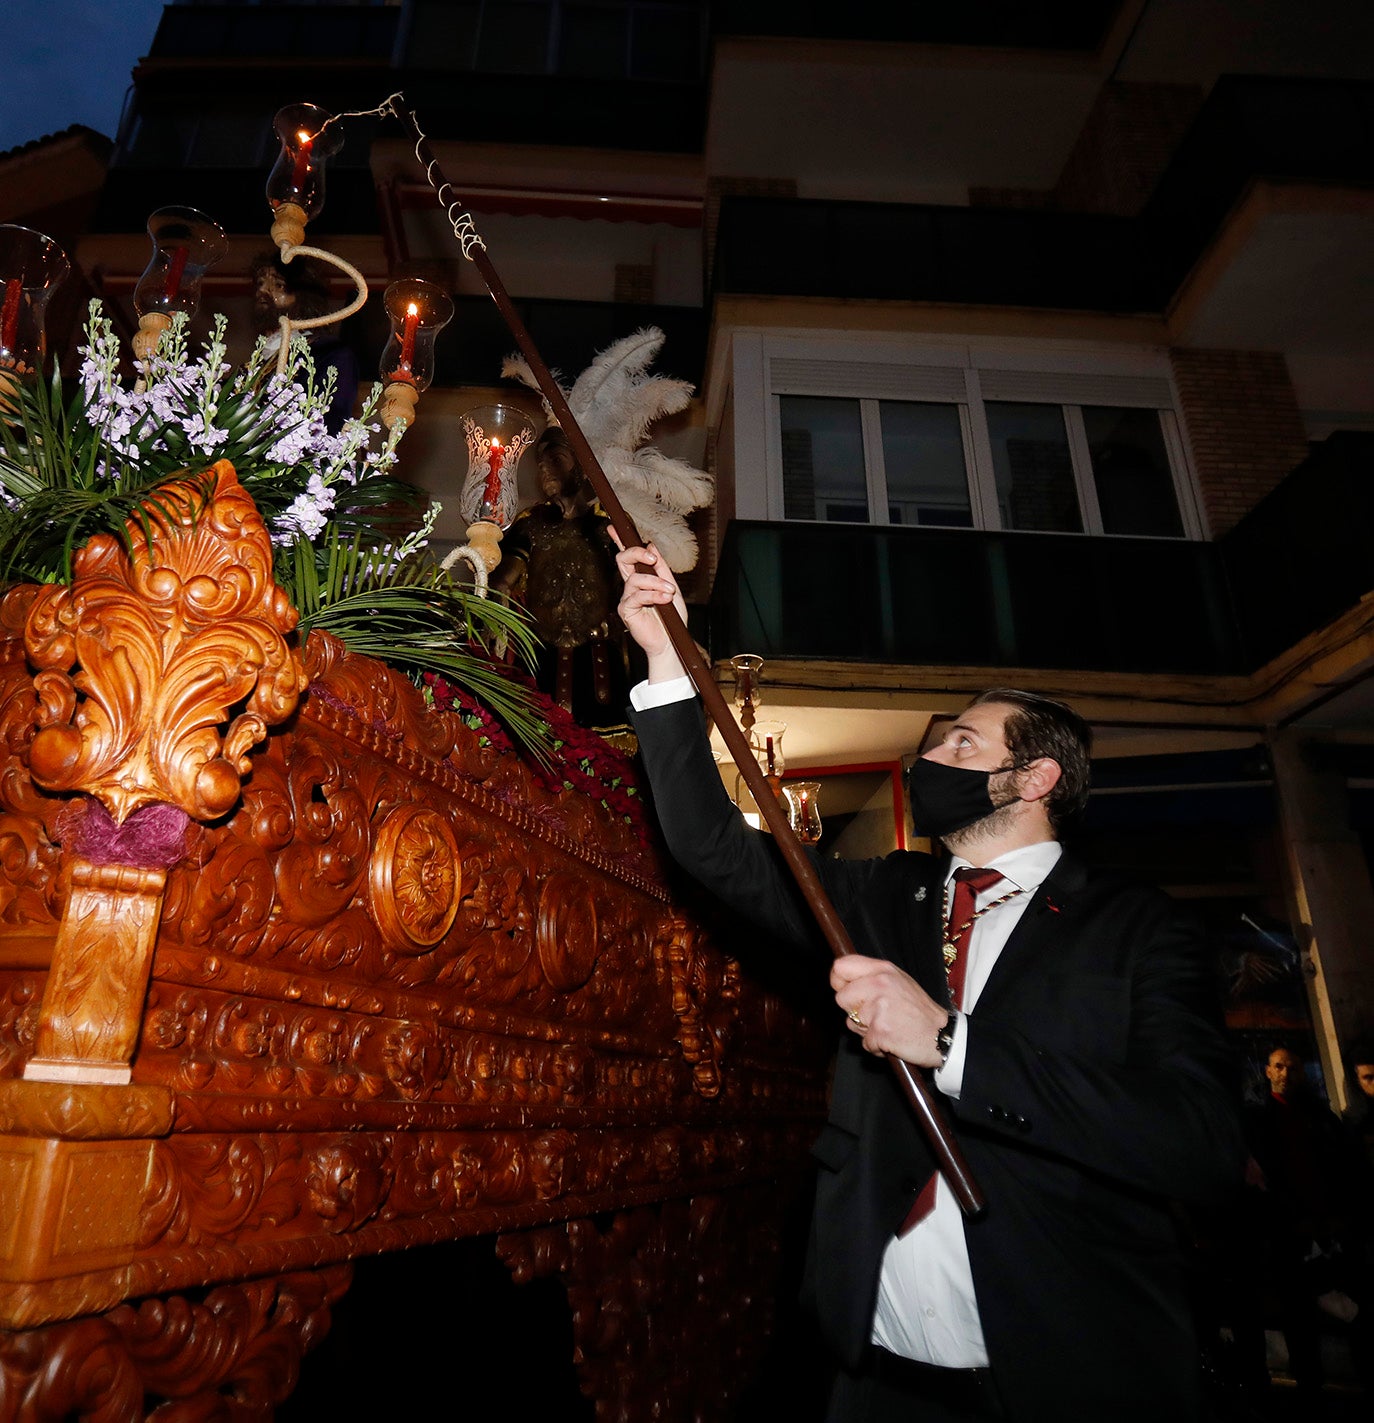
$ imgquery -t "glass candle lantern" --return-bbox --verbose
[733,720,786,830]
[378,279,454,432]
[132,207,227,323]
[458,404,539,531]
[747,720,787,780]
[730,652,765,731]
[0,224,70,380]
[379,279,454,394]
[783,781,824,845]
[265,103,344,244]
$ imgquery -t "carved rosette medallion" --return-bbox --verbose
[536,874,599,991]
[368,805,460,951]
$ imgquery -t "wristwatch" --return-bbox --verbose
[935,1011,959,1067]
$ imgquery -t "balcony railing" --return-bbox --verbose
[1220,432,1374,669]
[710,0,1121,51]
[712,198,1166,312]
[148,3,400,61]
[708,433,1374,678]
[712,76,1374,315]
[708,521,1245,675]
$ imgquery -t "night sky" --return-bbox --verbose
[3,0,167,153]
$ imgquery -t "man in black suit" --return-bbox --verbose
[614,540,1244,1422]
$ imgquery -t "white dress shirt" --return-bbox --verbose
[628,677,1063,1367]
[871,838,1061,1367]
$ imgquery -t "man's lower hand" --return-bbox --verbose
[830,955,949,1066]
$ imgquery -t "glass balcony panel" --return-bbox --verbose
[561,5,629,78]
[477,1,553,74]
[631,5,706,81]
[405,1,481,68]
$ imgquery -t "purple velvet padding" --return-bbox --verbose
[58,798,191,870]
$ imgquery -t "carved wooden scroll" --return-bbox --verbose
[15,462,307,1087]
[0,466,831,1418]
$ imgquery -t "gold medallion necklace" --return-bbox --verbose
[942,887,1027,968]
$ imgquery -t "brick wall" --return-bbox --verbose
[614,263,655,304]
[1170,348,1311,537]
[1054,81,1203,216]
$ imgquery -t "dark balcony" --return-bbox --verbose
[712,198,1168,312]
[147,3,401,61]
[133,2,709,156]
[1220,432,1374,669]
[1141,75,1374,288]
[708,521,1244,675]
[710,0,1123,52]
[712,76,1374,316]
[708,433,1374,678]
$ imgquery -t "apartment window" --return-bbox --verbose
[768,354,1197,539]
[985,401,1080,533]
[780,397,973,528]
[1082,404,1184,537]
[880,401,973,527]
[780,397,866,522]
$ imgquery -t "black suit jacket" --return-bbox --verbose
[634,697,1244,1423]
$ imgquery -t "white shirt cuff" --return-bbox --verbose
[933,1011,968,1099]
[629,675,696,711]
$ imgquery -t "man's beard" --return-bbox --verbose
[940,768,1024,854]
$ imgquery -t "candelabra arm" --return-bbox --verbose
[272,243,369,377]
[440,543,490,599]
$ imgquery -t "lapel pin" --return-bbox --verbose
[1045,897,1061,914]
[914,887,927,902]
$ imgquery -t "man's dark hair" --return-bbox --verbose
[1350,1035,1374,1069]
[967,688,1093,829]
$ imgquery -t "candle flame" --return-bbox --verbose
[407,302,418,316]
[297,130,313,146]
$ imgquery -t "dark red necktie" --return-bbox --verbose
[943,866,1006,1010]
[898,866,1005,1236]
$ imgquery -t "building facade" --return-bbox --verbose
[8,0,1374,1101]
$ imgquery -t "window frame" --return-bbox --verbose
[761,340,1204,541]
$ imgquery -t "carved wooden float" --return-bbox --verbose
[0,463,829,1419]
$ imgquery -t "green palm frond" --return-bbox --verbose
[288,526,549,758]
[0,302,554,761]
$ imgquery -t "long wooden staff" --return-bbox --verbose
[392,98,984,1217]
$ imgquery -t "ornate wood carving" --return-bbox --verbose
[16,463,308,1088]
[0,467,832,1416]
[498,1188,790,1422]
[368,805,460,950]
[23,460,307,825]
[25,859,171,1084]
[0,1264,350,1421]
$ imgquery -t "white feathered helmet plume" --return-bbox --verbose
[501,327,713,573]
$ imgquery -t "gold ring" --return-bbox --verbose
[847,1009,866,1028]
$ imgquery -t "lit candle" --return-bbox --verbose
[399,302,418,373]
[164,245,188,303]
[0,279,20,355]
[484,439,504,508]
[292,130,314,192]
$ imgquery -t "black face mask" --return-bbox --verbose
[906,758,1017,839]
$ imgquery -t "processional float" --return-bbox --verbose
[0,92,976,1419]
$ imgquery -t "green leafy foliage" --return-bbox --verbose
[0,303,549,754]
